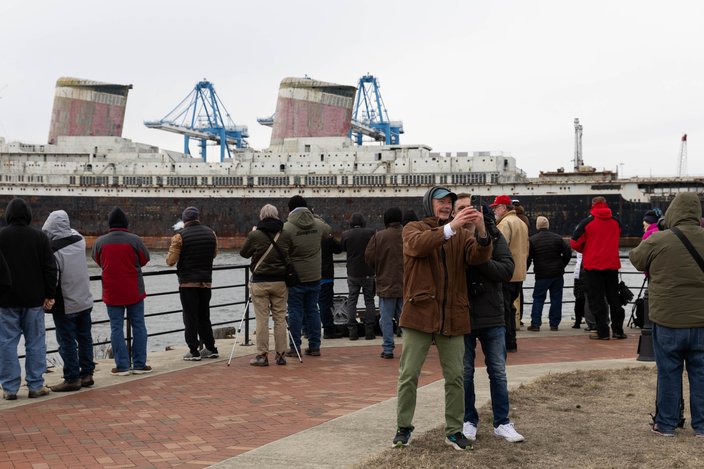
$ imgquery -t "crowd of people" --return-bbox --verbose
[0,200,222,399]
[1,189,701,445]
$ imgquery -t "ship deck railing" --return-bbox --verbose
[27,257,645,362]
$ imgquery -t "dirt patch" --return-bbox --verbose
[357,367,701,469]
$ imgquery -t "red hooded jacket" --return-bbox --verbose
[570,202,621,270]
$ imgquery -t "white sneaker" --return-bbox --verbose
[494,423,525,442]
[462,421,477,441]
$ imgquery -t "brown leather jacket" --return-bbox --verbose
[400,217,492,336]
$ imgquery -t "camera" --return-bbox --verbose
[468,281,485,298]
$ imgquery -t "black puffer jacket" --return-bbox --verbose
[467,231,514,330]
[528,229,572,279]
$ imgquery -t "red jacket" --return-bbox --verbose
[570,202,621,270]
[92,229,150,306]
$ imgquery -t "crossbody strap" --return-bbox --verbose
[253,232,280,274]
[671,226,704,273]
[262,231,287,262]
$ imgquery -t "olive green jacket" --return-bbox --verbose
[629,192,704,328]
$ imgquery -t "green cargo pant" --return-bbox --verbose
[396,327,465,435]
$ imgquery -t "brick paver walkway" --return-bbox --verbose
[0,335,639,468]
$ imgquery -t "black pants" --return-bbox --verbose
[502,282,521,351]
[319,281,335,332]
[180,287,216,353]
[582,269,624,338]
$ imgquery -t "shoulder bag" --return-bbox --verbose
[262,232,301,287]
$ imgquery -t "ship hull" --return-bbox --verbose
[0,192,661,247]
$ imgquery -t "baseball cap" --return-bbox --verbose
[489,195,512,207]
[432,187,457,202]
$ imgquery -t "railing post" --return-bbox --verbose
[244,268,251,345]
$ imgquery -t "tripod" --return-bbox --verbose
[227,297,303,365]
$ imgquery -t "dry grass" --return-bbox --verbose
[357,367,701,469]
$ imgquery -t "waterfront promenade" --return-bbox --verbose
[0,328,647,468]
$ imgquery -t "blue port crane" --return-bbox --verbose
[144,80,248,161]
[349,74,403,145]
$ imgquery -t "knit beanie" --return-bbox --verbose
[288,195,307,211]
[536,216,549,230]
[108,207,129,229]
[643,210,658,225]
[383,207,402,226]
[182,206,199,223]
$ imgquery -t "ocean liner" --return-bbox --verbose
[1,76,702,247]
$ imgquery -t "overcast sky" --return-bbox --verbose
[1,0,702,177]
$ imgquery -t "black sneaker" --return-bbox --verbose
[392,426,414,448]
[380,351,394,359]
[445,431,473,450]
[304,348,321,356]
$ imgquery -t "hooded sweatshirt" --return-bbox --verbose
[570,201,622,270]
[0,198,57,307]
[629,192,704,328]
[42,210,93,314]
[281,208,331,283]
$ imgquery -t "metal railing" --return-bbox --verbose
[36,256,643,360]
[38,265,253,360]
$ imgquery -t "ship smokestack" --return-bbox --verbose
[270,77,356,151]
[48,77,133,144]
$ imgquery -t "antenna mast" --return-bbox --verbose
[573,117,583,170]
[677,133,688,177]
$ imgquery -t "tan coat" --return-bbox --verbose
[400,217,492,336]
[497,211,529,282]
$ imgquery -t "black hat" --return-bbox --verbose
[182,206,199,222]
[643,210,659,225]
[108,207,129,229]
[288,195,307,211]
[384,207,402,226]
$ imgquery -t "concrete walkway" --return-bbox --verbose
[0,327,651,468]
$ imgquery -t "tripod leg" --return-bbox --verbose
[285,317,303,363]
[227,298,251,366]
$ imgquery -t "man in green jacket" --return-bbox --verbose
[280,196,331,357]
[392,186,492,451]
[629,192,704,437]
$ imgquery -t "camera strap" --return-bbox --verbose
[671,227,704,274]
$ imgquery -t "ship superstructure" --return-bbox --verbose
[1,76,702,244]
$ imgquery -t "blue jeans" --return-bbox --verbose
[0,307,47,394]
[652,324,704,434]
[107,301,148,370]
[379,297,402,354]
[531,276,564,328]
[463,326,510,427]
[287,281,321,351]
[53,308,94,382]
